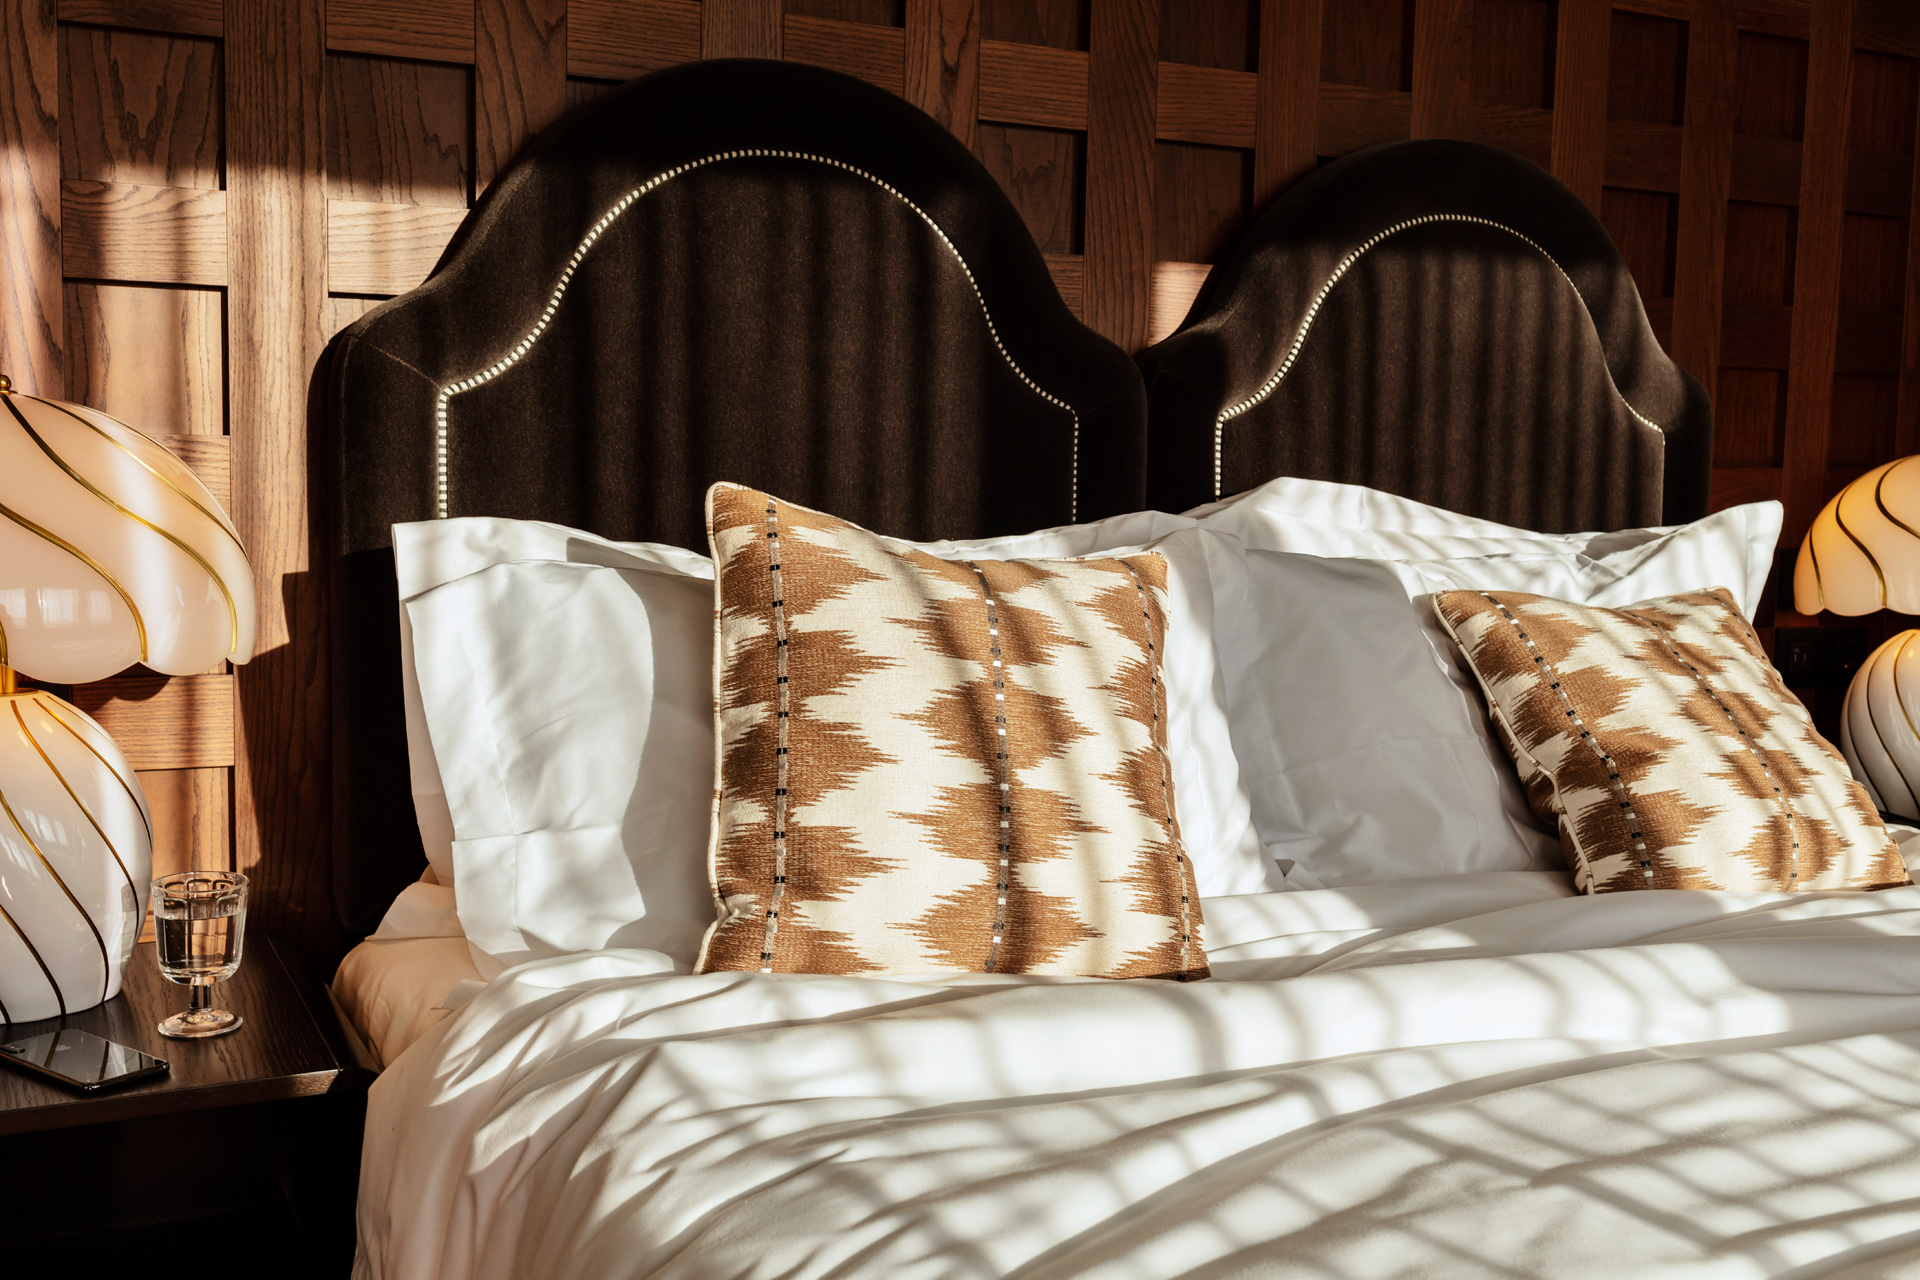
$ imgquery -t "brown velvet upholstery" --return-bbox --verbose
[1140,141,1711,532]
[325,60,1145,933]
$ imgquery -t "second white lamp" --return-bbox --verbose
[0,375,254,1022]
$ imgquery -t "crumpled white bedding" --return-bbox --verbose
[357,864,1920,1280]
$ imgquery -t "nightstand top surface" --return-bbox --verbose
[0,937,359,1135]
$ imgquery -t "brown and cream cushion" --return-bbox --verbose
[698,483,1206,980]
[1434,587,1909,894]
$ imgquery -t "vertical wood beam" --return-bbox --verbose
[1670,0,1737,401]
[1084,0,1159,354]
[1550,0,1611,211]
[475,0,568,194]
[905,0,979,149]
[1410,0,1473,139]
[226,0,331,952]
[0,0,61,395]
[1781,0,1854,542]
[1253,0,1322,209]
[1896,79,1920,457]
[703,0,781,60]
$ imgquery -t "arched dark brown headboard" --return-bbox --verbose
[1139,140,1711,533]
[325,60,1146,933]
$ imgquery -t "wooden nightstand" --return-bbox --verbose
[0,936,375,1277]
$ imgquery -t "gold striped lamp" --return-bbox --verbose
[0,374,255,1023]
[1795,457,1920,821]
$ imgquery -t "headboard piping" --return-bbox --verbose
[433,149,1084,521]
[1210,213,1666,498]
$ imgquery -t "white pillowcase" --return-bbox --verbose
[393,510,1278,974]
[1196,477,1784,890]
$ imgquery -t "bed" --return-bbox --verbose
[329,61,1920,1280]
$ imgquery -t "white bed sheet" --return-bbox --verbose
[357,840,1920,1280]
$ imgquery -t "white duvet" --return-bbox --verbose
[357,863,1920,1280]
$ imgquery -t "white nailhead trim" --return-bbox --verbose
[435,150,1081,520]
[1211,213,1666,499]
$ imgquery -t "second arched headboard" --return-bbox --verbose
[1139,140,1712,533]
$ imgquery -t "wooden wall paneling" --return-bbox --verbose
[60,179,226,285]
[1320,0,1412,92]
[225,0,332,954]
[64,281,223,436]
[978,38,1087,128]
[1043,250,1083,317]
[59,25,222,190]
[71,672,236,770]
[327,0,474,63]
[59,0,221,38]
[476,0,567,195]
[328,198,467,294]
[328,293,386,340]
[1857,1,1920,61]
[905,0,979,148]
[1154,140,1249,264]
[158,432,231,508]
[975,122,1084,252]
[1253,0,1321,206]
[1084,0,1159,354]
[1550,0,1611,210]
[1900,67,1920,457]
[1,0,62,397]
[703,0,783,59]
[1671,0,1737,407]
[135,764,231,936]
[326,53,472,208]
[1148,259,1210,345]
[1315,81,1412,154]
[1409,0,1473,138]
[566,0,700,80]
[1780,1,1852,542]
[784,13,906,94]
[980,0,1085,50]
[1157,62,1253,148]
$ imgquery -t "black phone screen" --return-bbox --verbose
[0,1028,169,1091]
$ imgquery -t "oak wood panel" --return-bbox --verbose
[1316,82,1412,155]
[1157,61,1252,148]
[1457,98,1551,167]
[159,432,230,508]
[975,121,1083,253]
[1856,0,1920,60]
[1,0,62,398]
[1320,0,1412,92]
[1044,249,1082,318]
[979,38,1087,129]
[327,197,466,294]
[784,12,905,96]
[1084,0,1159,353]
[325,52,472,208]
[566,0,700,79]
[225,0,333,956]
[328,292,385,338]
[1780,0,1853,541]
[981,0,1084,51]
[326,0,473,63]
[1148,258,1209,345]
[1900,77,1920,456]
[1729,0,1809,44]
[1551,0,1610,210]
[476,0,568,194]
[1606,119,1684,191]
[70,673,235,770]
[1670,0,1738,399]
[1253,0,1320,207]
[59,0,221,38]
[1155,140,1249,263]
[704,0,783,59]
[1409,0,1472,138]
[905,0,979,149]
[139,764,231,883]
[59,25,222,190]
[61,178,226,285]
[64,281,223,437]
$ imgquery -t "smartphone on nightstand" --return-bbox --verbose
[0,1027,169,1092]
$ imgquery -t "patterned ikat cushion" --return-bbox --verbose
[697,483,1207,980]
[1435,587,1910,894]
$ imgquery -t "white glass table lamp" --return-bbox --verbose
[1795,455,1920,820]
[0,373,255,1022]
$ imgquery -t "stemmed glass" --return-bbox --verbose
[152,870,248,1039]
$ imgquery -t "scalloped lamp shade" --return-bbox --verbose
[0,376,255,1022]
[1797,457,1920,822]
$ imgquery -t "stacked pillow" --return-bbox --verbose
[393,472,1904,980]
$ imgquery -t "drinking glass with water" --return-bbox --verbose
[152,870,248,1039]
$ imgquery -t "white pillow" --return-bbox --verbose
[393,511,1278,973]
[1195,477,1783,889]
